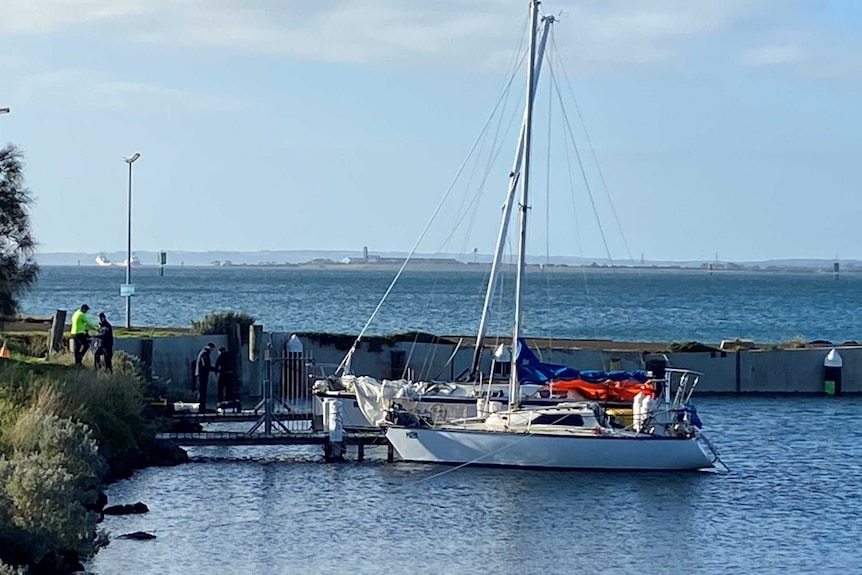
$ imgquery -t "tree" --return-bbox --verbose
[0,145,38,317]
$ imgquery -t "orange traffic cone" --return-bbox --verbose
[0,342,9,358]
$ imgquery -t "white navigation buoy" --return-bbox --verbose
[824,349,843,396]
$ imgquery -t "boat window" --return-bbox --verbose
[531,413,585,426]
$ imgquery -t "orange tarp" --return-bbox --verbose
[547,378,651,403]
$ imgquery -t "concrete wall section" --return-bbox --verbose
[667,352,738,393]
[837,347,862,393]
[740,347,862,394]
[151,335,229,388]
[112,338,142,359]
[114,335,229,397]
[299,337,460,382]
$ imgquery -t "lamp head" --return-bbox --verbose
[0,108,10,115]
[123,152,141,164]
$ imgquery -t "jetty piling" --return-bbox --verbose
[323,397,345,461]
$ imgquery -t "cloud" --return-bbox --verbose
[0,0,150,34]
[14,68,236,112]
[736,26,862,81]
[7,0,862,81]
[739,44,807,67]
[3,0,780,73]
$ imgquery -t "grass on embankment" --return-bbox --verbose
[0,354,181,574]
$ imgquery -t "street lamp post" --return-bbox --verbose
[122,152,141,328]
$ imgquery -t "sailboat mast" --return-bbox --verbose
[509,0,540,410]
[470,3,552,378]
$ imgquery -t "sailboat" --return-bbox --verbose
[345,1,720,471]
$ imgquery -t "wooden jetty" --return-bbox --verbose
[165,411,315,424]
[160,401,392,462]
[157,337,394,462]
[156,429,385,447]
[156,428,389,461]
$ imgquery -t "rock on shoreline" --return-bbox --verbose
[104,438,189,481]
[103,502,149,515]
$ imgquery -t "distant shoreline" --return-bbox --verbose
[35,261,857,274]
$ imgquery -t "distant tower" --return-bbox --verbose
[363,246,368,262]
[640,252,644,266]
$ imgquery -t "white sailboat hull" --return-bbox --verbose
[386,426,715,471]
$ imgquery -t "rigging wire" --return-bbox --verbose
[547,56,614,267]
[543,48,554,354]
[456,75,527,257]
[405,19,534,379]
[551,32,635,265]
[420,52,529,379]
[439,69,528,255]
[337,34,532,375]
[555,54,598,337]
[448,12,531,260]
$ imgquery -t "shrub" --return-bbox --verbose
[110,350,148,381]
[0,409,105,571]
[0,357,154,572]
[2,335,46,359]
[192,311,255,344]
[6,408,106,493]
[0,360,148,472]
[0,561,28,575]
[665,341,718,353]
[0,452,98,571]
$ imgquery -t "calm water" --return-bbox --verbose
[20,266,862,343]
[89,396,862,575]
[33,267,858,573]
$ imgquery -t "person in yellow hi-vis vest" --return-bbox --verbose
[70,304,98,365]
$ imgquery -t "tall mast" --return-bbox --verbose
[509,0,540,410]
[470,4,553,378]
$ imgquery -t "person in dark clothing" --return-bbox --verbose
[215,346,234,403]
[195,342,217,412]
[92,312,114,373]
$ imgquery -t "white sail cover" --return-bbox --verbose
[352,376,395,427]
[351,376,483,426]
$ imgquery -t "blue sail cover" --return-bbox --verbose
[516,339,648,384]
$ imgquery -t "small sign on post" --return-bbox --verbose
[120,284,136,297]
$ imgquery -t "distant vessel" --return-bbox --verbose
[95,254,112,267]
[115,254,142,267]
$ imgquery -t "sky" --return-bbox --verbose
[1,0,861,263]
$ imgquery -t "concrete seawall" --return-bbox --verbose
[111,332,861,398]
[290,335,861,395]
